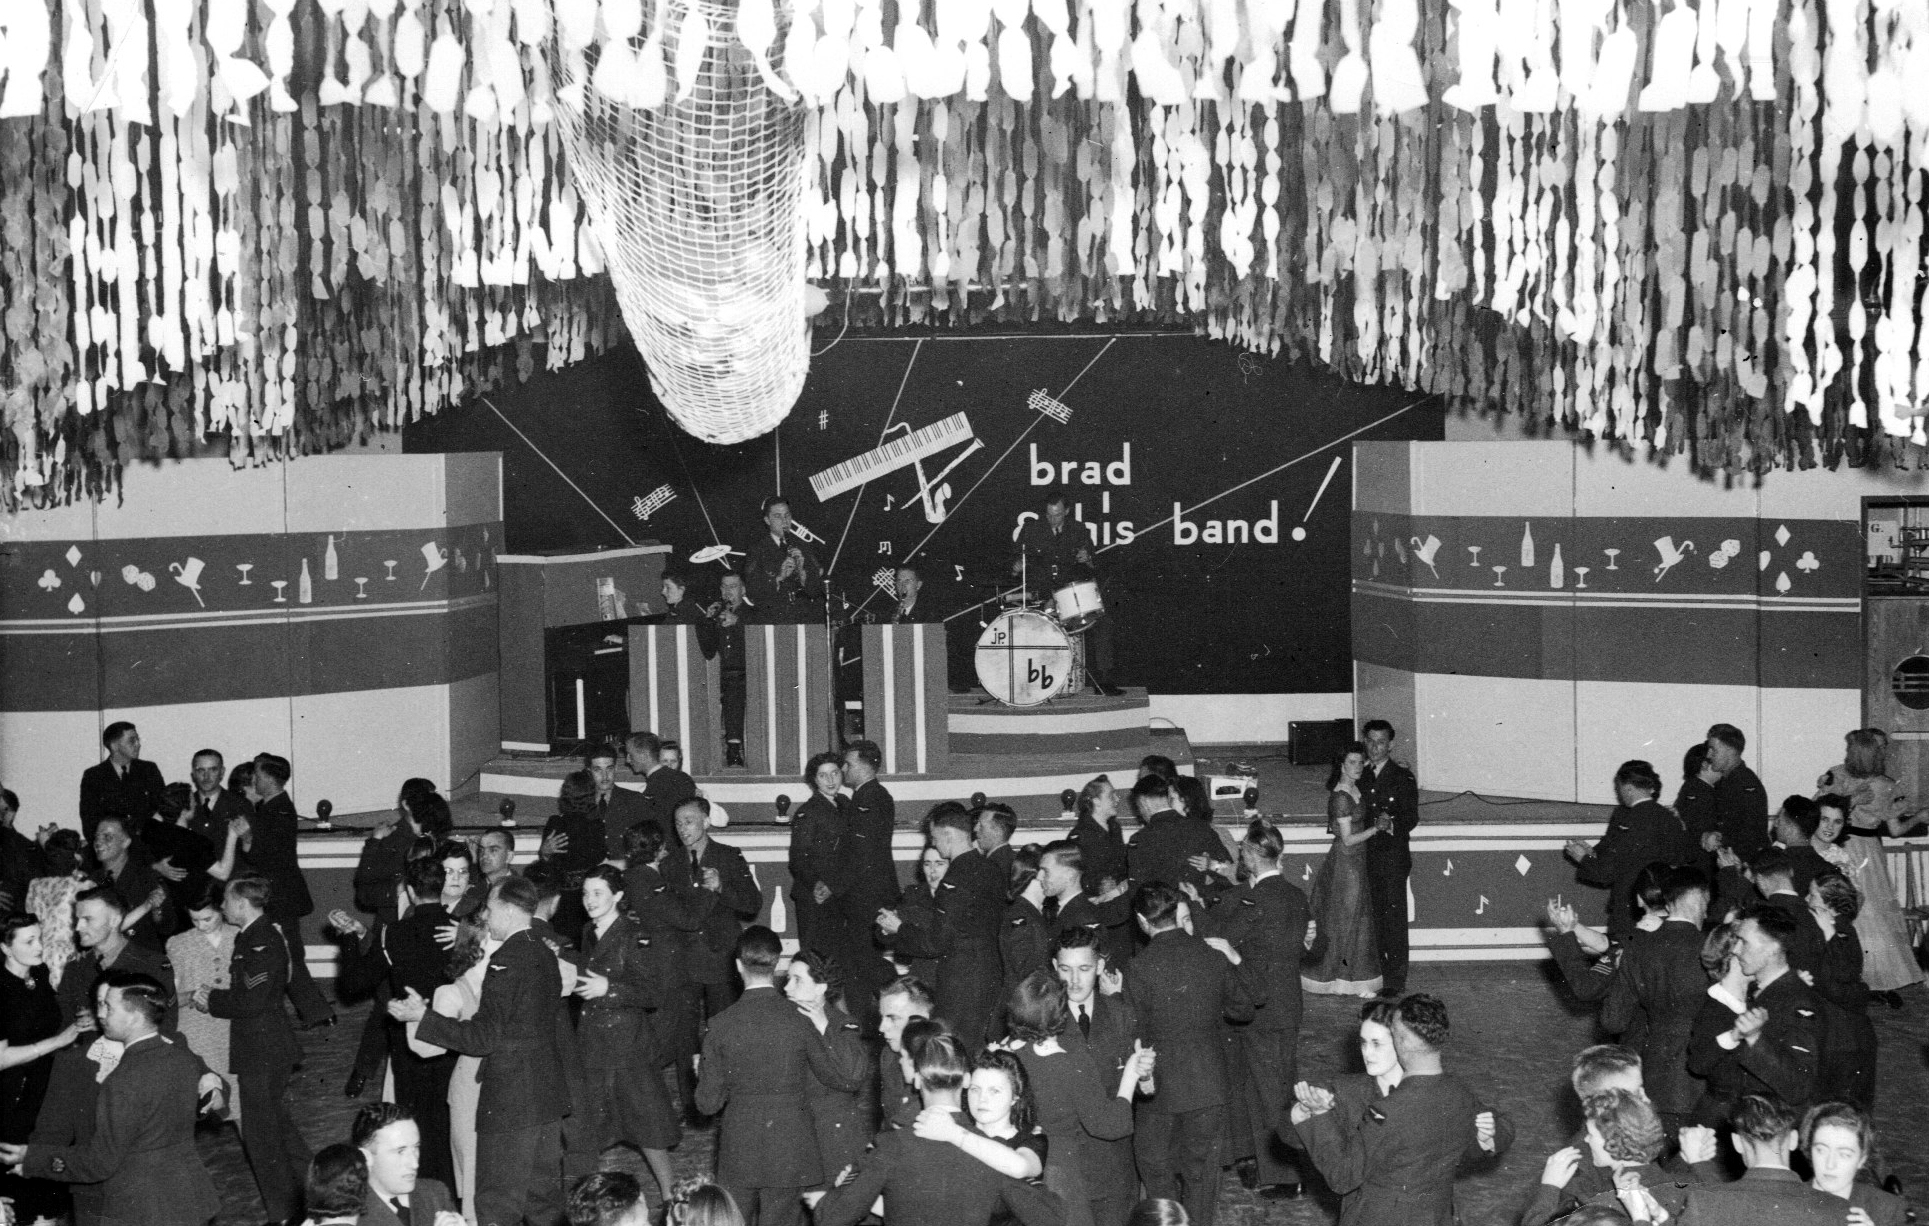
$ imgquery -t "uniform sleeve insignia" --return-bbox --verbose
[489,962,509,972]
[1240,898,1256,907]
[842,1022,860,1030]
[1790,1044,1811,1053]
[50,1157,67,1174]
[1795,1009,1814,1018]
[1366,1106,1387,1124]
[940,881,955,891]
[1010,917,1027,927]
[245,972,270,989]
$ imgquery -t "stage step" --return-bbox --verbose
[946,686,1151,757]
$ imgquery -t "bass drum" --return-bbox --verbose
[975,610,1074,707]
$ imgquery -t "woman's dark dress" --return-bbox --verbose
[1,962,70,1219]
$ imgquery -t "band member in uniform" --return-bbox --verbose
[695,927,867,1226]
[390,876,571,1226]
[660,570,721,658]
[1013,491,1118,694]
[743,497,823,622]
[196,876,312,1224]
[878,803,1007,1052]
[715,574,761,768]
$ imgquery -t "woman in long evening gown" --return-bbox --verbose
[1816,729,1924,996]
[1302,744,1384,997]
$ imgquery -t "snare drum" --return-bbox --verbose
[1050,579,1105,632]
[975,610,1074,706]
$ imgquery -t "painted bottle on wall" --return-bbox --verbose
[298,558,313,604]
[324,535,339,581]
[1520,522,1536,568]
[1549,543,1564,589]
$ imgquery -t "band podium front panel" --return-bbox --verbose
[627,622,726,777]
[860,623,949,776]
[743,623,834,778]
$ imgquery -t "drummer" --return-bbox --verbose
[1012,491,1121,695]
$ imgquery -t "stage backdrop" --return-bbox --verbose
[406,334,1442,695]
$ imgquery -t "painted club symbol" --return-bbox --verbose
[1796,551,1821,573]
[36,569,60,591]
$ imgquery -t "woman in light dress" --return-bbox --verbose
[167,880,240,1119]
[410,931,492,1222]
[1301,743,1383,997]
[1815,728,1924,999]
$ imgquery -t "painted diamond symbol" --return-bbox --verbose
[1515,854,1532,876]
[1775,524,1791,547]
[65,546,82,567]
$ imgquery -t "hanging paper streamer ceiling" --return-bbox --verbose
[0,0,1924,503]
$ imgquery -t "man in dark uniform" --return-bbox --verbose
[810,1031,1068,1226]
[392,875,571,1226]
[1,972,223,1226]
[1769,798,1833,897]
[247,753,334,1027]
[78,721,168,843]
[0,787,45,916]
[1037,842,1105,938]
[742,496,823,622]
[1198,820,1312,1201]
[621,822,708,1125]
[1289,993,1512,1226]
[1012,490,1118,692]
[1126,882,1263,1226]
[1713,848,1827,978]
[874,976,935,1131]
[197,876,311,1224]
[1676,1093,1847,1226]
[696,926,867,1226]
[1357,720,1420,995]
[1127,774,1222,896]
[583,745,656,854]
[1563,760,1700,941]
[662,797,762,1020]
[627,732,697,847]
[185,750,253,852]
[974,804,1018,881]
[330,857,460,1187]
[1685,904,1825,1120]
[1053,929,1143,1226]
[838,740,901,1024]
[90,814,172,947]
[1705,723,1770,862]
[60,887,177,1031]
[660,569,721,658]
[714,574,761,768]
[877,803,1006,1051]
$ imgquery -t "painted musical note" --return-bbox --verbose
[1475,894,1490,915]
[883,494,896,512]
[1442,859,1453,876]
[954,565,965,582]
[878,541,893,555]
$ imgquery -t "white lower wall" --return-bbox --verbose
[4,683,469,830]
[1148,692,1353,744]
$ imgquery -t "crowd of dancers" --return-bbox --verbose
[0,718,1921,1226]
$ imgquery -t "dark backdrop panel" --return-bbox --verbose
[405,334,1442,693]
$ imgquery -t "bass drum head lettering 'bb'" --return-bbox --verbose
[975,610,1073,707]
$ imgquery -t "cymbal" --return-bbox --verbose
[689,545,739,565]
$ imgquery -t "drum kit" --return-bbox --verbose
[974,576,1105,707]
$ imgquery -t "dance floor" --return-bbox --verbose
[193,964,1929,1226]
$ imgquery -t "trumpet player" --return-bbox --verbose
[744,495,823,620]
